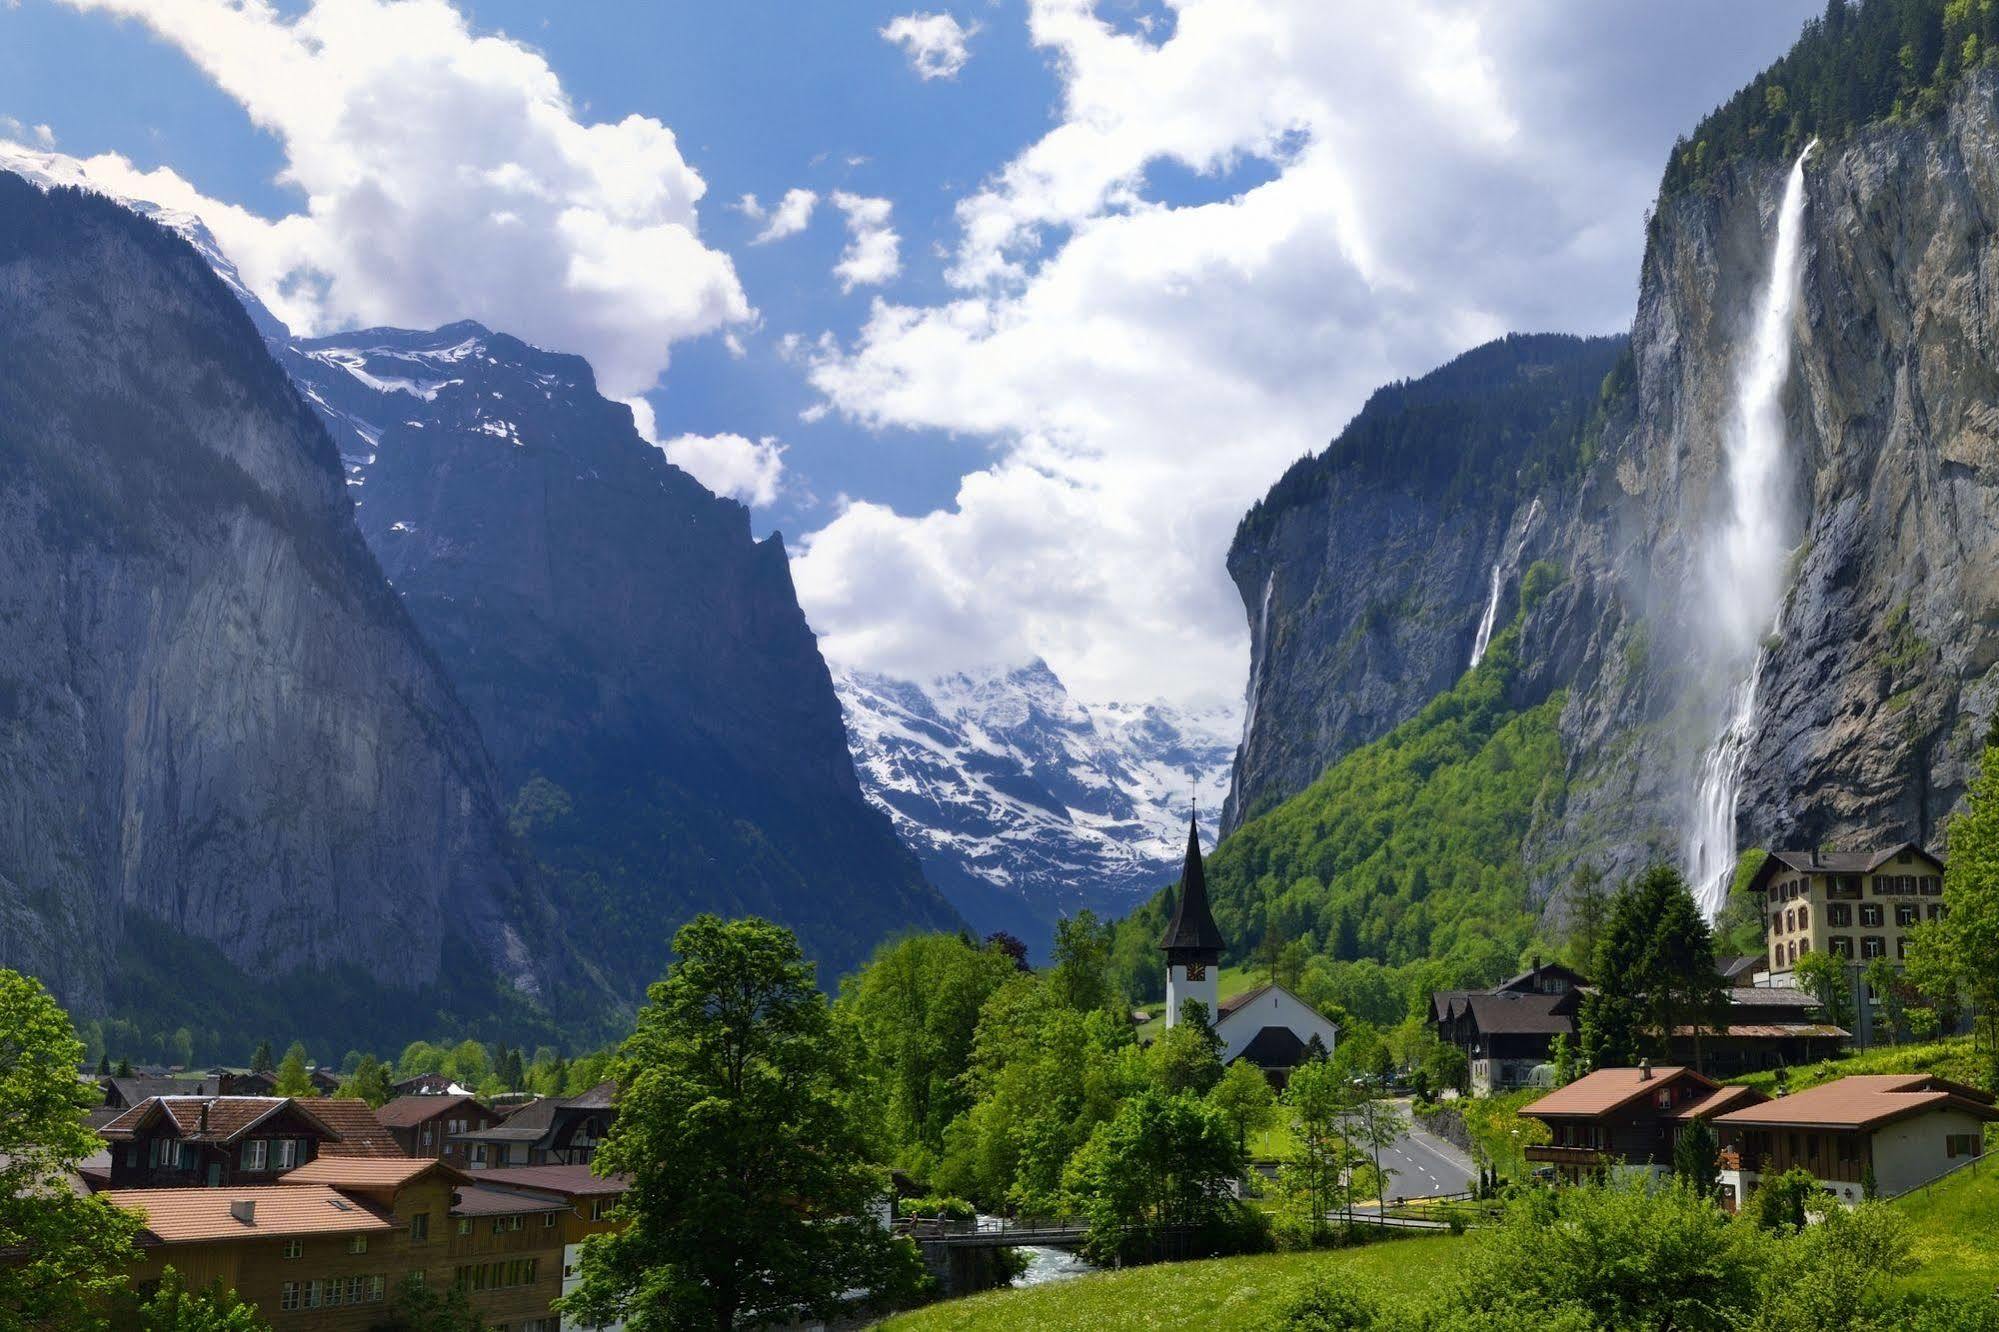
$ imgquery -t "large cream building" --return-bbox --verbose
[1747,843,1945,976]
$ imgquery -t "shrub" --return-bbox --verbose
[1275,1268,1380,1331]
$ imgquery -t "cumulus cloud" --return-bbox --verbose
[792,0,1823,703]
[44,0,749,398]
[829,191,901,291]
[625,397,785,507]
[752,187,819,244]
[881,12,978,80]
[0,117,55,146]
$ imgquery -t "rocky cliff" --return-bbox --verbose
[277,322,962,991]
[1227,71,1999,925]
[0,176,572,1036]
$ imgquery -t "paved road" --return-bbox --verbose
[1371,1098,1478,1201]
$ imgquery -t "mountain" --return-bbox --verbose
[0,173,587,1053]
[270,321,962,992]
[836,661,1234,952]
[1224,40,1999,938]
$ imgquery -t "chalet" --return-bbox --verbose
[375,1093,503,1163]
[1432,960,1587,1094]
[451,1083,616,1169]
[1747,843,1945,977]
[1713,1074,1997,1204]
[1667,987,1848,1076]
[1520,1064,1769,1197]
[1157,816,1337,1086]
[99,1096,403,1189]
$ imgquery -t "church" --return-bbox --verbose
[1159,816,1339,1087]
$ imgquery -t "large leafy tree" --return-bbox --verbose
[111,1266,269,1332]
[838,932,1016,1162]
[0,969,145,1331]
[1909,743,1999,1069]
[1279,1059,1363,1240]
[559,916,922,1331]
[1207,1059,1277,1153]
[1792,949,1856,1032]
[335,1055,394,1107]
[1062,1089,1245,1261]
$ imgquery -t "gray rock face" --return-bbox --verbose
[0,176,560,1020]
[1229,73,1999,924]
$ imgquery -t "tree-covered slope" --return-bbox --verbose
[1113,600,1565,1001]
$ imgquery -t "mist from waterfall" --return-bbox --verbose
[1684,142,1815,920]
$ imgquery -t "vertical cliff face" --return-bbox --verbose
[277,322,962,991]
[1223,334,1626,831]
[1229,72,1999,926]
[0,177,565,1027]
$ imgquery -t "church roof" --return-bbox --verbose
[1158,815,1226,955]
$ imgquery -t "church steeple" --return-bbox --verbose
[1159,812,1224,959]
[1159,810,1223,1028]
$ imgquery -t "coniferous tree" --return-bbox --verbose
[249,1040,275,1076]
[272,1043,314,1098]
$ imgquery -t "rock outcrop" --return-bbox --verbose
[0,176,569,1027]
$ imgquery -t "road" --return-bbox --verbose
[1370,1098,1478,1201]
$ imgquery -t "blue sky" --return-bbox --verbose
[0,0,1824,706]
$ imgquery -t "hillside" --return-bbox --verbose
[0,174,592,1054]
[1113,610,1564,1002]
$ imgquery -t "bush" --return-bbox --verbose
[901,1195,976,1223]
[1275,1268,1380,1330]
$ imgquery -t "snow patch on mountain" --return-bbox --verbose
[836,660,1236,950]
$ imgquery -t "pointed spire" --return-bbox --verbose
[1159,809,1226,957]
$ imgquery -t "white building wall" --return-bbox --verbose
[1217,985,1338,1064]
[1164,963,1219,1029]
[1871,1108,1989,1197]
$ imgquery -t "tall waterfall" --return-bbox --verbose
[1684,142,1816,920]
[1469,564,1503,670]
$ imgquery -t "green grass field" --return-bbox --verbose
[1726,1036,1991,1097]
[1891,1154,1999,1298]
[878,1234,1466,1331]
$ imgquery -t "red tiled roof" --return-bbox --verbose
[309,1100,406,1158]
[99,1097,334,1145]
[1672,1084,1767,1121]
[1520,1067,1717,1119]
[1713,1075,1999,1131]
[281,1157,463,1189]
[1670,1023,1849,1039]
[105,1185,393,1244]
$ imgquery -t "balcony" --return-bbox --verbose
[1525,1145,1610,1166]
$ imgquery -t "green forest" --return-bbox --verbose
[1108,583,1567,1024]
[1663,0,1999,193]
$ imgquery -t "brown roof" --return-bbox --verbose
[450,1183,569,1217]
[1671,1023,1850,1040]
[281,1157,463,1189]
[1748,844,1941,893]
[374,1093,480,1128]
[309,1099,406,1157]
[105,1185,393,1244]
[1460,991,1575,1036]
[1672,1084,1768,1121]
[99,1097,335,1144]
[468,1164,629,1197]
[1521,1066,1717,1119]
[1713,1074,1999,1132]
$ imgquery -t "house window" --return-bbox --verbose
[458,1219,473,1236]
[1785,909,1796,933]
[347,1276,366,1304]
[1831,936,1853,958]
[1770,911,1784,934]
[348,1236,368,1255]
[590,1198,615,1221]
[302,1280,322,1310]
[1655,1089,1673,1110]
[282,1240,303,1260]
[1829,903,1852,927]
[1922,876,1942,895]
[178,1143,198,1170]
[1798,905,1810,930]
[1862,937,1886,960]
[324,1277,343,1307]
[242,1140,268,1172]
[1861,904,1884,928]
[276,1139,298,1170]
[421,1126,434,1147]
[1772,945,1784,968]
[411,1213,430,1242]
[281,1283,300,1312]
[1896,937,1908,960]
[543,1212,558,1228]
[471,1144,488,1166]
[510,1214,525,1231]
[1799,939,1812,955]
[1928,904,1942,921]
[1895,903,1918,927]
[1947,1134,1984,1159]
[1787,941,1797,965]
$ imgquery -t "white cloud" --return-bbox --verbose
[792,0,1823,704]
[0,117,55,146]
[752,187,818,244]
[881,12,978,81]
[44,0,749,398]
[829,191,901,291]
[625,397,785,507]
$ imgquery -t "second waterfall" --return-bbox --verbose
[1684,141,1816,920]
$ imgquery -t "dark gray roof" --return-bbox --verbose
[1725,986,1821,1010]
[1461,991,1576,1036]
[1750,843,1941,892]
[1158,816,1226,956]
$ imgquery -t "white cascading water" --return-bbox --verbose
[1469,498,1539,671]
[1469,563,1504,670]
[1684,141,1816,919]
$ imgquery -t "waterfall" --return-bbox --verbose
[1469,498,1539,672]
[1469,563,1503,670]
[1684,142,1815,920]
[1242,571,1276,742]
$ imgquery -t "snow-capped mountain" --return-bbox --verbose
[836,660,1238,953]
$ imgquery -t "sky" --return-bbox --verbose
[0,0,1825,710]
